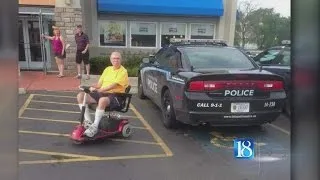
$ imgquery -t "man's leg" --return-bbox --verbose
[83,51,90,80]
[84,96,110,137]
[75,51,82,79]
[76,92,97,128]
[85,64,90,79]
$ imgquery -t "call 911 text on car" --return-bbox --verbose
[137,39,287,129]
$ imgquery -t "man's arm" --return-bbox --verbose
[82,34,90,54]
[98,83,117,93]
[92,68,107,89]
[42,34,54,40]
[92,81,102,89]
[60,36,65,55]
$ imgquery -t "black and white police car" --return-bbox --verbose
[137,39,287,129]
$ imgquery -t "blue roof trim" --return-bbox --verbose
[97,0,224,17]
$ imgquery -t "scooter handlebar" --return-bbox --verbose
[79,86,91,93]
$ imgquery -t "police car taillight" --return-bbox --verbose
[188,81,224,91]
[187,80,284,91]
[257,81,284,90]
[188,81,204,91]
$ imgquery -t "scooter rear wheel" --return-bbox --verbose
[121,124,133,138]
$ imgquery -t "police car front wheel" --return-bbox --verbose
[138,76,146,99]
[161,90,178,129]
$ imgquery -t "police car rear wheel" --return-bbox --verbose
[138,76,146,99]
[162,90,178,129]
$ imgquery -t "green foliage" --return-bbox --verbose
[89,53,145,77]
[235,0,291,49]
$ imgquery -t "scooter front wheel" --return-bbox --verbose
[121,124,133,138]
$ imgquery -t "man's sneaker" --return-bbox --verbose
[84,124,98,138]
[83,119,93,129]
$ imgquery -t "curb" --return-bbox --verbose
[129,86,138,94]
[19,88,26,94]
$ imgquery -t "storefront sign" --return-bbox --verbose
[131,22,156,35]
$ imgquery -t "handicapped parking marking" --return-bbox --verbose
[18,93,173,165]
[210,131,267,149]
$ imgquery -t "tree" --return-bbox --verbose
[248,8,291,49]
[234,0,257,48]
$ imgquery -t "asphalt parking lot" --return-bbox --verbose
[19,91,290,180]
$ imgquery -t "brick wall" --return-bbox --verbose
[53,7,82,76]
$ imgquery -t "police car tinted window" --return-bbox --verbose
[183,47,255,69]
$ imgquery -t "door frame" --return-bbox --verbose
[18,15,52,70]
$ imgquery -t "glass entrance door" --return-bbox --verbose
[27,20,43,69]
[18,17,45,70]
[19,20,27,67]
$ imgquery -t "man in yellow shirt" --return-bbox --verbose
[76,51,129,137]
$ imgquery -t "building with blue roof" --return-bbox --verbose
[80,0,237,56]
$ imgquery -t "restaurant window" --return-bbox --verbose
[190,23,215,39]
[99,20,126,46]
[160,23,186,47]
[130,22,157,47]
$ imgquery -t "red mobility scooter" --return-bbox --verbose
[70,85,133,144]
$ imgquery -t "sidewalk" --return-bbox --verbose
[19,71,81,93]
[19,71,138,94]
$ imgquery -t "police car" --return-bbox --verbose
[137,39,287,129]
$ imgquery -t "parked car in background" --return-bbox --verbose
[253,40,291,117]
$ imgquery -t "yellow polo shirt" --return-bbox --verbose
[98,65,129,93]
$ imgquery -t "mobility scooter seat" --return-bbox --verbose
[88,85,132,113]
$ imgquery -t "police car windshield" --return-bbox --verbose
[183,47,256,69]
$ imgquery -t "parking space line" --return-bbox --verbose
[130,104,173,157]
[19,149,100,159]
[31,94,133,109]
[19,130,161,145]
[266,124,290,135]
[19,94,34,117]
[20,130,69,137]
[19,116,147,130]
[19,154,168,165]
[31,100,77,106]
[20,116,78,124]
[46,90,76,93]
[33,93,76,99]
[24,107,139,119]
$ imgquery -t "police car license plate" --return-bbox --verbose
[231,103,250,113]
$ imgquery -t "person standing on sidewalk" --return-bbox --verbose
[75,25,90,80]
[42,26,66,78]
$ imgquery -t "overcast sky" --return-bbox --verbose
[238,0,291,17]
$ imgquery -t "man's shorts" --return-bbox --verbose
[76,50,89,65]
[89,92,124,110]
